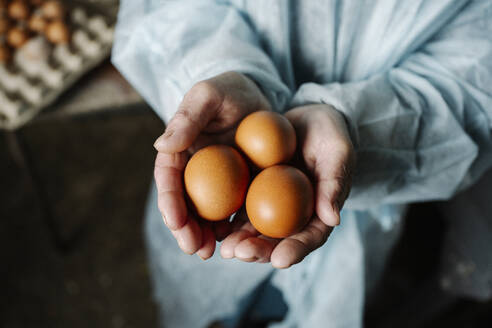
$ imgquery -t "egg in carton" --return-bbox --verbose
[0,0,116,130]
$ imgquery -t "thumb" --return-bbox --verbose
[316,174,344,226]
[286,106,354,227]
[154,82,223,153]
[314,147,354,226]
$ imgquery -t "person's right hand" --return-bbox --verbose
[219,104,355,268]
[153,71,271,260]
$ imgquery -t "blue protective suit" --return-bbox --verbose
[112,1,492,327]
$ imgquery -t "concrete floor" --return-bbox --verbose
[0,106,163,328]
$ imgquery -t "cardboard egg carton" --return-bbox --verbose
[0,1,116,130]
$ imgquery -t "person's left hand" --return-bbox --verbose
[220,104,356,268]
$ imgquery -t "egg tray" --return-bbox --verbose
[0,1,117,130]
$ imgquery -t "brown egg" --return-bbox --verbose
[8,1,30,21]
[0,44,11,62]
[7,26,29,48]
[235,111,296,169]
[246,165,313,238]
[184,145,250,221]
[45,20,69,44]
[41,0,63,20]
[28,13,46,33]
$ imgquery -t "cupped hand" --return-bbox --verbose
[220,104,356,268]
[153,71,271,260]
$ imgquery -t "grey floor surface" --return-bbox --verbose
[0,106,163,328]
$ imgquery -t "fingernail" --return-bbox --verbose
[163,214,182,231]
[165,216,180,231]
[332,203,341,226]
[176,234,188,253]
[153,136,164,150]
[272,258,291,269]
[153,130,174,150]
[220,249,233,259]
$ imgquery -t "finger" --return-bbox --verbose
[315,152,354,226]
[234,236,279,263]
[196,224,216,260]
[316,177,342,226]
[271,217,333,269]
[287,107,354,226]
[220,222,260,259]
[154,152,188,230]
[171,218,203,255]
[154,81,224,153]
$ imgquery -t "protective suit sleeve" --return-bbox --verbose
[111,0,291,122]
[291,1,492,209]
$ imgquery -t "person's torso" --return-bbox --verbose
[232,0,468,90]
